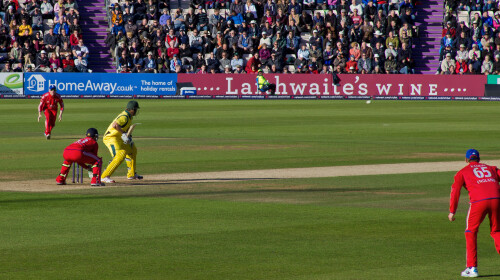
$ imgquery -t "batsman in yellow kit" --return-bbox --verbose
[101,101,143,183]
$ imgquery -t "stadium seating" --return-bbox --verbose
[106,0,420,74]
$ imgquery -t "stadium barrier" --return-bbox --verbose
[0,73,494,100]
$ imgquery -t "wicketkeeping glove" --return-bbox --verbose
[121,133,130,144]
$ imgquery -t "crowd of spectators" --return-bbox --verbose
[441,0,500,75]
[107,0,419,74]
[0,0,87,73]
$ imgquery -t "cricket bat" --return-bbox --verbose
[126,123,141,138]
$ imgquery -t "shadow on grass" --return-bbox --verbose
[0,184,383,204]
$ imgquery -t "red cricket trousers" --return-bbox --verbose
[56,149,102,184]
[465,198,500,267]
[44,109,57,135]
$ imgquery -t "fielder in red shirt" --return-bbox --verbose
[37,85,64,139]
[56,128,105,186]
[449,149,500,278]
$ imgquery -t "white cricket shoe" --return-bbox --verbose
[101,177,115,183]
[127,173,143,180]
[461,267,478,277]
[45,133,51,140]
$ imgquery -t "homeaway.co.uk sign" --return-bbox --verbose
[24,73,177,96]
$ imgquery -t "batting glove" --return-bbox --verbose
[121,133,129,144]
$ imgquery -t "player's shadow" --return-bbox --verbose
[479,275,500,278]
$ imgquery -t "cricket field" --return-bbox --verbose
[1,99,500,279]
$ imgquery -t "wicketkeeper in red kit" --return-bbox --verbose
[38,85,64,139]
[56,128,105,187]
[449,149,500,278]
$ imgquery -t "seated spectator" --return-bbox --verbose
[111,19,125,35]
[385,42,397,59]
[399,22,412,46]
[219,51,231,71]
[54,17,69,35]
[360,41,373,59]
[206,52,220,72]
[189,29,204,53]
[21,40,35,65]
[371,30,385,46]
[456,44,469,62]
[185,8,196,31]
[231,52,244,70]
[31,7,43,31]
[468,44,482,73]
[360,20,374,43]
[345,55,358,72]
[309,29,322,50]
[372,53,383,72]
[159,8,171,26]
[146,0,157,21]
[49,52,61,72]
[1,62,11,72]
[349,42,361,61]
[481,54,493,74]
[32,31,44,52]
[358,52,372,73]
[456,56,468,74]
[493,12,500,30]
[334,51,347,70]
[244,0,258,21]
[133,0,147,21]
[297,44,310,61]
[9,41,21,63]
[173,9,186,31]
[62,53,75,72]
[454,30,471,50]
[259,31,272,49]
[259,43,271,64]
[197,7,209,32]
[118,50,131,69]
[75,54,88,73]
[323,44,335,65]
[67,7,80,24]
[442,21,456,38]
[41,0,54,19]
[238,30,254,53]
[384,53,398,73]
[143,51,157,73]
[193,52,205,69]
[245,52,261,72]
[72,39,89,61]
[492,54,500,74]
[36,50,51,72]
[285,31,299,54]
[351,8,363,25]
[19,19,33,37]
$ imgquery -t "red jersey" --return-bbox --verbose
[65,137,99,156]
[450,162,500,213]
[38,92,64,112]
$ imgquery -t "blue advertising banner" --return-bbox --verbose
[24,73,177,97]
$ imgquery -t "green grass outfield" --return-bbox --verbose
[2,99,500,180]
[2,100,500,279]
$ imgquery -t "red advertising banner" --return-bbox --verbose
[335,74,487,97]
[178,74,332,96]
[178,73,487,97]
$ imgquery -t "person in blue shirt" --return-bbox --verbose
[111,19,125,35]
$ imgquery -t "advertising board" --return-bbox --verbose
[24,73,177,97]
